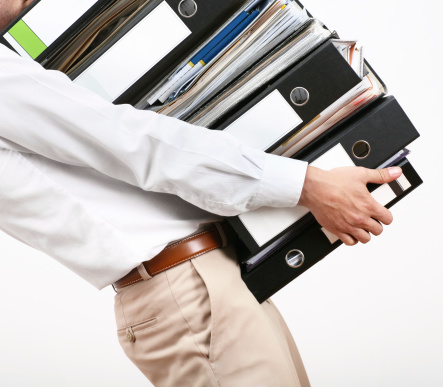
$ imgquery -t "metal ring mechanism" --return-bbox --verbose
[290,87,309,106]
[285,249,305,269]
[178,0,198,18]
[352,140,371,159]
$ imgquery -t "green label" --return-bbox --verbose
[8,20,47,59]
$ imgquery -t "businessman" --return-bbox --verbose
[0,1,402,385]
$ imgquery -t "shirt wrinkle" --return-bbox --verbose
[15,151,136,247]
[0,43,307,288]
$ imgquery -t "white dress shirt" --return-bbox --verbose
[0,44,307,289]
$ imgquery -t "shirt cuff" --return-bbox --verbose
[253,154,308,209]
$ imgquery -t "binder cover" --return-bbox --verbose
[1,0,422,305]
[0,0,110,61]
[228,96,420,254]
[212,40,363,151]
[1,0,247,104]
[67,0,247,104]
[241,157,422,303]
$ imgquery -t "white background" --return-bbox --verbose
[0,0,441,386]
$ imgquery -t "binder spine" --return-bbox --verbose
[1,0,112,63]
[114,0,247,104]
[38,0,116,65]
[297,96,420,167]
[242,158,422,303]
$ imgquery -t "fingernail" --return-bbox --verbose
[388,167,402,178]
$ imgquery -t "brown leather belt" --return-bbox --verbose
[113,224,227,291]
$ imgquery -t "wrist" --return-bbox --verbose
[298,165,324,208]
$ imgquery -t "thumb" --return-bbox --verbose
[366,166,403,184]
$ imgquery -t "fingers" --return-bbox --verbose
[365,167,402,185]
[337,232,358,246]
[307,166,399,248]
[351,228,371,244]
[365,218,384,236]
[336,225,370,245]
[371,203,393,225]
[337,218,384,246]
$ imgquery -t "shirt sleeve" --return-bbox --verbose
[0,44,307,216]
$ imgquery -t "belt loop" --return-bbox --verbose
[215,222,228,248]
[137,263,152,281]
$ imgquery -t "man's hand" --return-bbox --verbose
[298,166,403,246]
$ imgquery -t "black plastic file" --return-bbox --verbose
[213,39,363,148]
[1,0,248,105]
[0,0,114,62]
[228,95,420,255]
[296,95,420,165]
[1,0,422,305]
[241,157,422,303]
[67,0,247,105]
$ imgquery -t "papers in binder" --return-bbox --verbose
[73,1,191,101]
[190,38,362,140]
[333,39,364,77]
[180,19,329,124]
[192,38,383,157]
[146,5,263,105]
[275,70,384,157]
[45,0,150,72]
[141,0,313,117]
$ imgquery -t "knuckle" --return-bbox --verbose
[351,213,365,226]
[366,201,378,213]
[335,219,349,234]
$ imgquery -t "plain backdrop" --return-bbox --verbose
[0,0,441,386]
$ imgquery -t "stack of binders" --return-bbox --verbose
[1,0,248,102]
[1,0,422,303]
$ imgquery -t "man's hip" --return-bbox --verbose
[114,244,309,386]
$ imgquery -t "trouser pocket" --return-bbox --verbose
[114,263,218,386]
[117,317,158,343]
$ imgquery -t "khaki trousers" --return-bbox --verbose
[114,246,310,387]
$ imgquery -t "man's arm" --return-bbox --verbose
[0,44,306,216]
[0,44,401,243]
